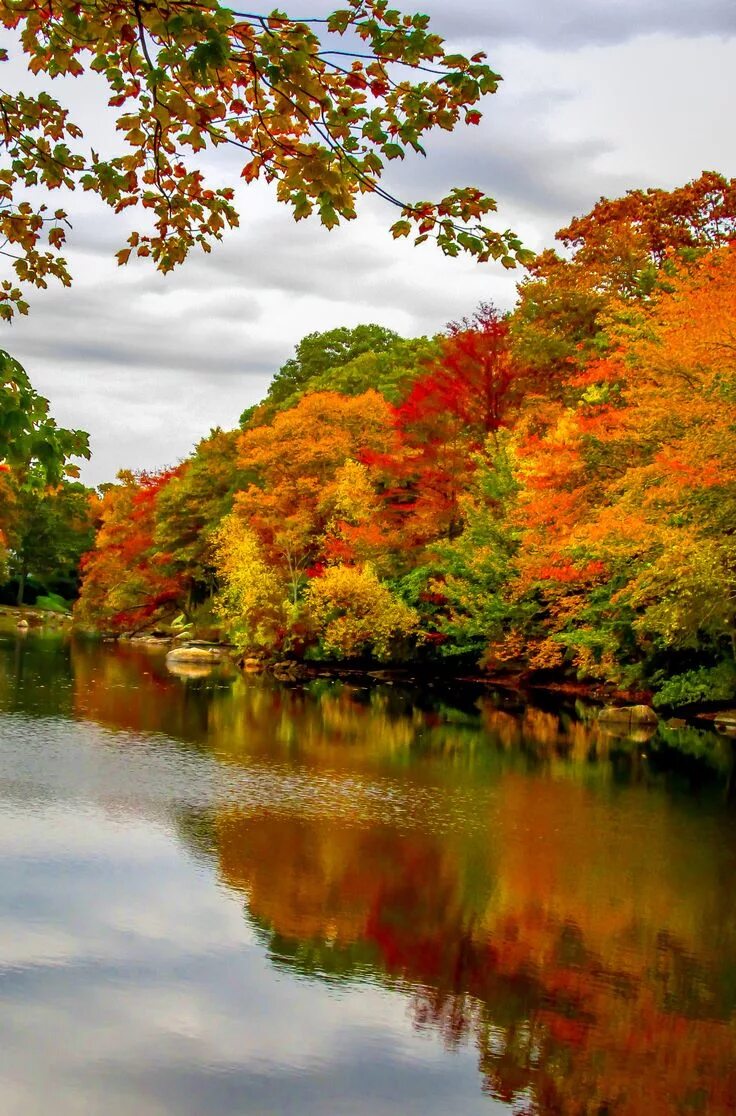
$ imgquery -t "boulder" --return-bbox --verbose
[243,657,264,673]
[599,704,658,726]
[166,645,228,664]
[167,661,221,679]
[16,619,29,631]
[131,633,172,646]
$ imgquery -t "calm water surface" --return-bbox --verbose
[1,633,735,1115]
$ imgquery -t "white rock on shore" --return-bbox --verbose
[166,645,229,664]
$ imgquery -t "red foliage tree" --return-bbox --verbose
[364,305,528,549]
[75,469,185,631]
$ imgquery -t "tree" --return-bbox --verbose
[365,304,525,549]
[235,389,396,599]
[153,427,247,610]
[1,0,532,325]
[397,304,524,442]
[555,170,736,289]
[423,443,525,658]
[0,351,89,481]
[504,245,736,695]
[512,171,736,378]
[257,324,403,411]
[75,469,184,630]
[303,335,439,403]
[211,513,294,652]
[2,473,95,604]
[306,561,419,659]
[0,464,15,580]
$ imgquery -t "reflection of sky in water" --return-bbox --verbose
[1,637,735,1115]
[0,715,504,1116]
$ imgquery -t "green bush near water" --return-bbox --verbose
[34,593,71,614]
[653,662,736,709]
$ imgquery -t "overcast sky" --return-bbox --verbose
[5,0,736,483]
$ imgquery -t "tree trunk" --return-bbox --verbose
[16,569,26,608]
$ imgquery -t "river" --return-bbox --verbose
[0,632,735,1115]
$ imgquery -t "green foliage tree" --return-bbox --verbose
[153,428,248,611]
[3,475,95,605]
[305,335,439,402]
[423,444,524,658]
[254,324,402,412]
[0,351,89,482]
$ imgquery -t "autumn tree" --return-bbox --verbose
[306,561,419,659]
[366,304,525,549]
[512,171,736,378]
[211,513,294,652]
[75,469,184,630]
[153,427,247,611]
[502,246,736,698]
[234,389,396,599]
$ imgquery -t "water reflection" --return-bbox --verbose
[0,633,735,1115]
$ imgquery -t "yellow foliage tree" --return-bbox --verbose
[211,514,291,651]
[306,564,419,661]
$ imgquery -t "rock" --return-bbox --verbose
[629,704,659,724]
[16,619,29,631]
[243,657,264,673]
[167,661,221,679]
[714,711,736,736]
[166,645,228,664]
[667,717,687,729]
[598,706,632,724]
[599,704,658,726]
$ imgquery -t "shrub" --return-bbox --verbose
[653,662,736,709]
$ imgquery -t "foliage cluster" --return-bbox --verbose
[0,0,531,326]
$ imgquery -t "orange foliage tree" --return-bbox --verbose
[234,390,397,599]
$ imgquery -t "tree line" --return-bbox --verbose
[60,173,736,708]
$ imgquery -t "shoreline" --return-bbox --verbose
[4,610,735,729]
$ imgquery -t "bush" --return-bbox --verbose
[307,564,419,661]
[653,662,736,709]
[35,592,70,614]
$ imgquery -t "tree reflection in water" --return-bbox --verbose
[4,635,735,1114]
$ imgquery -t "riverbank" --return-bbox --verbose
[9,609,733,731]
[80,625,736,731]
[0,604,72,634]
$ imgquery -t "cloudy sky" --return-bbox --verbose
[5,0,736,483]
